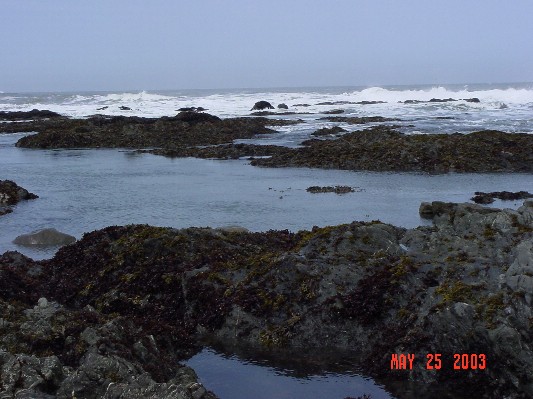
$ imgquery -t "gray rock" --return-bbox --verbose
[13,228,76,246]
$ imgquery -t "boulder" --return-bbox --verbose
[174,111,221,124]
[119,106,132,111]
[13,228,76,247]
[277,103,289,109]
[251,101,274,111]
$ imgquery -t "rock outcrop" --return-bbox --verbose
[14,113,295,149]
[251,127,533,173]
[471,191,533,204]
[1,201,533,397]
[0,180,38,205]
[251,101,274,111]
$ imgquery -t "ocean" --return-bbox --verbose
[1,83,533,399]
[2,83,533,147]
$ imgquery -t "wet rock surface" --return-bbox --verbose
[0,180,38,206]
[13,228,76,247]
[251,101,274,110]
[0,109,63,121]
[311,126,348,136]
[1,201,533,397]
[251,126,533,173]
[10,112,533,174]
[306,185,356,194]
[14,113,294,149]
[471,191,533,204]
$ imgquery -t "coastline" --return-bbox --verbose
[1,200,533,397]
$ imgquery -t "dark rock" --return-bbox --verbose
[0,180,38,205]
[175,111,221,124]
[251,101,274,111]
[316,101,356,106]
[96,106,108,110]
[471,191,533,204]
[318,116,397,124]
[323,109,344,115]
[306,186,355,194]
[119,106,132,110]
[429,98,457,103]
[178,107,208,112]
[464,98,481,103]
[311,126,347,137]
[471,194,495,204]
[277,103,289,109]
[0,109,62,121]
[0,208,13,216]
[1,201,533,397]
[403,100,424,104]
[15,113,289,149]
[251,127,533,173]
[356,101,386,105]
[293,103,311,107]
[0,296,216,399]
[13,228,76,246]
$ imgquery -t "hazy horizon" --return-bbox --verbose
[2,1,532,92]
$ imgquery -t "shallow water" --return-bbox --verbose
[2,133,532,260]
[185,348,396,399]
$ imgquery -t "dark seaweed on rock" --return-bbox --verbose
[318,116,397,124]
[471,190,533,204]
[306,185,355,194]
[252,127,533,173]
[0,109,62,120]
[0,180,38,205]
[1,201,533,397]
[15,113,296,149]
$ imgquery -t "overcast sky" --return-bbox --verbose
[1,0,532,92]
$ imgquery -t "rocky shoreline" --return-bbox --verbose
[251,126,533,173]
[8,110,533,173]
[1,200,533,398]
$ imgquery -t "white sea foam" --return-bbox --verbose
[1,85,533,136]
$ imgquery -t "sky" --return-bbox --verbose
[1,0,533,92]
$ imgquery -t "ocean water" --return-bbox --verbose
[1,84,533,399]
[1,83,533,148]
[1,132,532,260]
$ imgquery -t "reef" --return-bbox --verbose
[9,111,533,174]
[251,126,533,173]
[12,112,298,149]
[2,201,533,398]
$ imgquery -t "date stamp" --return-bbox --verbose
[390,353,486,370]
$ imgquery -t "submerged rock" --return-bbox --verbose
[13,228,76,246]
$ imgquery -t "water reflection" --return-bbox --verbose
[185,347,395,399]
